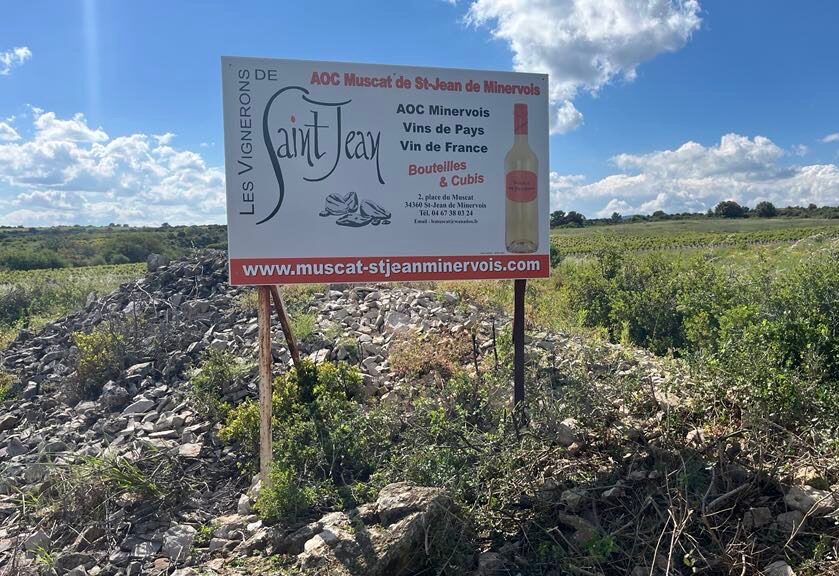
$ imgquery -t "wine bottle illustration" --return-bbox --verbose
[505,103,538,253]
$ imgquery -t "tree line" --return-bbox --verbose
[550,201,839,228]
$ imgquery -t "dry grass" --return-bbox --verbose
[389,332,474,382]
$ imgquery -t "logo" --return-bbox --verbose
[257,86,384,224]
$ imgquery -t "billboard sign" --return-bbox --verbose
[222,56,550,284]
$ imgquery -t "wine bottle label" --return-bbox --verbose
[506,170,537,202]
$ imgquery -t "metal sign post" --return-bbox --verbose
[513,279,526,408]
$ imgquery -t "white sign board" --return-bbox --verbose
[222,56,550,285]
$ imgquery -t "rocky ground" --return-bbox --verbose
[1,252,837,575]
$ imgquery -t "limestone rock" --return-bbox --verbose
[23,529,50,551]
[297,482,456,576]
[784,485,838,516]
[560,488,587,512]
[764,560,796,576]
[54,552,96,573]
[162,524,196,562]
[237,493,253,515]
[476,551,506,575]
[178,442,202,458]
[743,507,773,530]
[556,418,580,447]
[147,253,170,272]
[776,510,805,534]
[122,398,155,415]
[0,414,20,432]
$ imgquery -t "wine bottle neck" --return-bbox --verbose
[513,103,528,136]
[514,134,529,146]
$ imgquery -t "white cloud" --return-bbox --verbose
[549,171,586,209]
[467,0,702,133]
[822,133,839,144]
[595,197,632,217]
[33,111,108,142]
[612,134,783,177]
[553,100,584,133]
[0,122,20,142]
[154,132,175,146]
[792,144,808,157]
[0,109,224,226]
[553,133,839,216]
[0,46,32,76]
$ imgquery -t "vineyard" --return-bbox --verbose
[551,217,839,255]
[1,223,838,575]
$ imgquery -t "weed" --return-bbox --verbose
[193,523,214,548]
[289,312,317,343]
[43,451,184,529]
[72,325,126,400]
[0,370,16,402]
[80,455,164,498]
[235,290,259,313]
[32,545,56,568]
[189,349,252,422]
[389,333,472,382]
[0,263,145,345]
[222,360,391,523]
[281,284,325,308]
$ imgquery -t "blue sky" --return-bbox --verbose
[1,0,839,225]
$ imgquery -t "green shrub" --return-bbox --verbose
[675,257,735,352]
[0,286,39,326]
[0,249,68,270]
[558,252,685,353]
[189,349,252,422]
[102,234,164,263]
[219,399,260,455]
[377,369,508,511]
[708,253,839,424]
[549,243,562,267]
[235,290,259,313]
[73,326,126,400]
[193,523,214,548]
[107,253,131,265]
[290,312,317,343]
[557,259,612,329]
[0,370,16,403]
[554,246,839,428]
[221,360,391,523]
[255,462,334,523]
[609,254,684,354]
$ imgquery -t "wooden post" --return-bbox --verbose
[513,279,526,407]
[269,285,301,368]
[257,286,273,485]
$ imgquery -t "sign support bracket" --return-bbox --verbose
[269,285,301,367]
